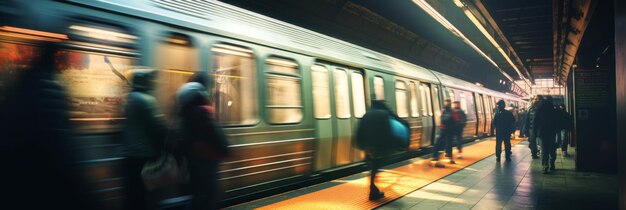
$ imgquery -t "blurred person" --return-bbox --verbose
[525,96,543,159]
[122,69,167,210]
[492,100,515,162]
[452,101,467,159]
[518,108,528,137]
[355,100,409,201]
[431,99,456,167]
[535,96,560,173]
[0,43,93,209]
[177,73,230,210]
[557,104,573,157]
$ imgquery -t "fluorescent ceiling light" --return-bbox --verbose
[412,0,500,70]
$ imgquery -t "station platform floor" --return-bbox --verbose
[225,137,618,210]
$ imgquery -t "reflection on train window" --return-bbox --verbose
[448,90,455,101]
[373,76,385,100]
[56,50,135,120]
[460,93,468,111]
[334,69,351,119]
[265,57,302,124]
[395,81,409,118]
[211,44,257,125]
[156,33,196,120]
[312,65,330,119]
[422,84,433,116]
[351,72,366,118]
[0,42,38,101]
[419,85,428,116]
[409,82,419,117]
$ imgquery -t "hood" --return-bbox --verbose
[130,69,157,92]
[176,82,209,109]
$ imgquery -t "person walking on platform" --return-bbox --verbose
[177,74,230,210]
[525,96,543,159]
[452,101,467,159]
[492,100,515,162]
[535,96,560,173]
[557,104,573,157]
[355,100,409,201]
[122,69,167,210]
[518,108,528,138]
[431,99,456,167]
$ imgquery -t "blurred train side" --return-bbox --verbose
[0,0,526,208]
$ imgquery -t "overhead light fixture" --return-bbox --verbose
[412,0,499,69]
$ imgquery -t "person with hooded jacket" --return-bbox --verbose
[355,100,409,200]
[177,75,230,210]
[122,69,167,210]
[492,100,515,162]
[535,96,560,174]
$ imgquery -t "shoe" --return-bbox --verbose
[496,157,501,162]
[543,166,550,174]
[506,158,511,162]
[550,165,556,171]
[532,155,540,159]
[434,162,445,168]
[450,160,456,164]
[457,154,463,159]
[369,191,385,201]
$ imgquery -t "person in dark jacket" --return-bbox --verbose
[535,96,560,173]
[0,43,93,210]
[492,100,515,162]
[525,95,543,159]
[177,77,230,210]
[432,99,456,167]
[557,104,572,156]
[355,100,407,200]
[452,101,467,159]
[122,69,167,210]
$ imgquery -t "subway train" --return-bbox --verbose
[0,0,526,208]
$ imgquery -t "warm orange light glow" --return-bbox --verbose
[0,32,63,42]
[69,117,126,121]
[1,26,68,40]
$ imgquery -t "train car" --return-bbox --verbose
[0,0,526,208]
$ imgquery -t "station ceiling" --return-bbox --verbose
[220,0,609,93]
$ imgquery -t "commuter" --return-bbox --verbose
[122,69,167,210]
[535,96,559,173]
[431,99,456,167]
[557,104,573,157]
[0,43,93,210]
[518,108,528,137]
[355,100,408,201]
[492,100,515,162]
[177,73,230,210]
[525,96,543,159]
[452,101,467,159]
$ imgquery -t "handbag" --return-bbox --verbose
[141,152,188,191]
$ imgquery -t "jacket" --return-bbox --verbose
[493,108,515,134]
[123,69,166,158]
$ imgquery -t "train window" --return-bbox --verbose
[449,89,455,101]
[211,43,258,125]
[334,69,351,118]
[409,82,419,117]
[265,57,302,124]
[155,33,197,120]
[395,81,409,118]
[373,76,385,100]
[312,65,331,119]
[0,42,39,101]
[460,93,468,111]
[351,72,366,118]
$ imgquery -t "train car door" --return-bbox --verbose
[431,85,442,145]
[311,63,362,169]
[419,83,435,147]
[476,93,486,135]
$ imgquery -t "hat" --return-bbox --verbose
[496,100,505,106]
[176,82,209,107]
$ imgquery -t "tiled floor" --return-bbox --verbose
[377,141,618,210]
